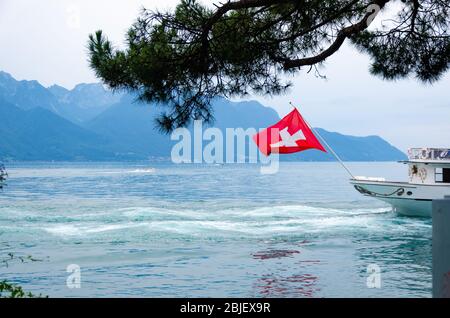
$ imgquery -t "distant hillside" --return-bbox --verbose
[85,95,171,157]
[0,99,116,160]
[288,128,406,161]
[0,71,407,162]
[84,96,284,159]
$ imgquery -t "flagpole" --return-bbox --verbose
[289,102,355,179]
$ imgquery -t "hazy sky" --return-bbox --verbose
[1,0,449,150]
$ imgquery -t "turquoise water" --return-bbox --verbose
[0,162,431,297]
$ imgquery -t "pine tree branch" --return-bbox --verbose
[282,0,390,69]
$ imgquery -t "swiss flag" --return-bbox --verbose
[253,107,327,156]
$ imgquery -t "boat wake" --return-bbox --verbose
[22,203,400,240]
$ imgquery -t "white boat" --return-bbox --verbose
[350,148,450,217]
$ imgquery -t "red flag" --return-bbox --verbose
[253,107,327,156]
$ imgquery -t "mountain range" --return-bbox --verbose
[0,71,406,161]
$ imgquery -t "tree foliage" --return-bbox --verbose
[88,0,449,132]
[0,251,46,298]
[0,253,45,298]
[0,281,45,298]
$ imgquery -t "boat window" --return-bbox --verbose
[435,168,450,183]
[436,168,443,182]
[444,169,450,183]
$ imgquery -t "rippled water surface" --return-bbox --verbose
[0,162,431,297]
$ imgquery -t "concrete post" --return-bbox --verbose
[432,195,450,298]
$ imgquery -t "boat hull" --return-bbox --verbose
[376,196,432,217]
[350,179,450,217]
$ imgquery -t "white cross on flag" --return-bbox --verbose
[253,107,327,156]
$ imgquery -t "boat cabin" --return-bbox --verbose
[402,148,450,185]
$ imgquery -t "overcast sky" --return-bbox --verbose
[1,0,449,150]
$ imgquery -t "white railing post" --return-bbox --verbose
[432,195,450,298]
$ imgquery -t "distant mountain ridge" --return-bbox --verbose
[0,71,406,161]
[0,71,60,113]
[0,71,122,123]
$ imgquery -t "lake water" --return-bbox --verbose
[0,162,432,297]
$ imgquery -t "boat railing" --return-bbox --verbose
[408,148,450,160]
